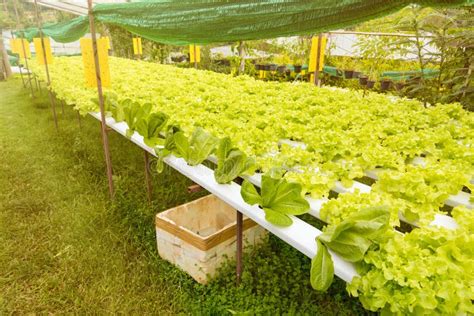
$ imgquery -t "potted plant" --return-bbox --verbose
[359,74,368,85]
[380,78,392,91]
[367,70,378,89]
[340,57,356,79]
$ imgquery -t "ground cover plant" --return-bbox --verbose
[0,77,369,314]
[27,55,474,314]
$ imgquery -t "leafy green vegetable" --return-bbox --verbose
[240,174,309,227]
[154,124,181,173]
[173,127,219,166]
[135,112,168,147]
[310,207,390,290]
[310,239,334,291]
[123,102,153,138]
[214,137,256,184]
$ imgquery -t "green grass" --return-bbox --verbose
[0,77,370,315]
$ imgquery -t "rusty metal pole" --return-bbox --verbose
[11,31,26,87]
[236,211,243,285]
[35,75,41,93]
[18,63,26,87]
[193,45,198,69]
[12,0,34,97]
[313,34,323,87]
[19,37,35,97]
[87,0,114,198]
[33,0,58,131]
[144,151,153,203]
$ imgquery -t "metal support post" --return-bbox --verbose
[33,0,58,131]
[13,0,34,97]
[11,31,26,88]
[19,37,34,97]
[236,211,243,285]
[88,0,114,198]
[144,151,153,203]
[194,45,198,69]
[313,34,323,87]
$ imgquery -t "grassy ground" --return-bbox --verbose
[0,77,370,315]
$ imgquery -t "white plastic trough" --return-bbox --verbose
[89,112,358,283]
[279,139,473,210]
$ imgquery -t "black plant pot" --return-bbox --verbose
[344,70,354,79]
[359,76,368,86]
[264,65,271,71]
[353,71,361,79]
[294,65,302,73]
[255,64,263,71]
[366,80,375,89]
[380,79,391,91]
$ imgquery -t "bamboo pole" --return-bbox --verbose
[87,0,114,198]
[33,0,58,131]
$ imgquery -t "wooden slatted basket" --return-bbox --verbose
[155,194,266,284]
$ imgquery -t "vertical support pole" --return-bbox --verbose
[236,210,243,285]
[57,93,65,115]
[19,37,35,97]
[35,75,41,93]
[13,0,34,97]
[77,109,82,129]
[313,34,323,87]
[144,151,153,203]
[61,98,65,115]
[88,0,114,199]
[193,45,198,69]
[33,0,58,131]
[18,64,25,87]
[11,31,26,87]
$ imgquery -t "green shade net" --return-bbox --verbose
[16,0,472,44]
[381,69,440,81]
[15,16,89,43]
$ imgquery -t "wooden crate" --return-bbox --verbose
[155,194,266,284]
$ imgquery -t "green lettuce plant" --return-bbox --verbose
[214,137,256,184]
[240,173,310,227]
[311,207,390,291]
[173,127,219,166]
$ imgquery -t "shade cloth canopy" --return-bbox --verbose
[15,0,472,44]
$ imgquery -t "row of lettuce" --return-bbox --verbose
[29,57,473,314]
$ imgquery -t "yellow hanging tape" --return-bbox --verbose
[189,44,200,63]
[33,37,53,65]
[309,35,327,72]
[17,39,31,58]
[104,36,111,50]
[10,39,18,54]
[80,37,111,88]
[133,37,142,55]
